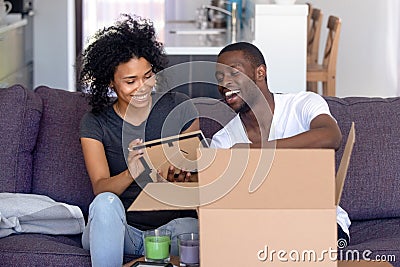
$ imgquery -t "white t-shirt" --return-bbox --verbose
[210,91,351,236]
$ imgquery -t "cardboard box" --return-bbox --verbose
[129,123,355,266]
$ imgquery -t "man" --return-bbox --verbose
[210,42,350,243]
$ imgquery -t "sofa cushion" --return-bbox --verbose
[195,98,236,143]
[32,86,94,216]
[0,234,91,265]
[0,85,42,193]
[325,97,400,221]
[341,218,400,266]
[0,234,139,266]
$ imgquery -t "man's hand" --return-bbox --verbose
[158,166,193,182]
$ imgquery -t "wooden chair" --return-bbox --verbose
[307,8,323,65]
[307,15,342,96]
[306,3,313,34]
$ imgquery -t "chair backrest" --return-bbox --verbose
[322,15,341,73]
[307,8,323,65]
[306,3,312,34]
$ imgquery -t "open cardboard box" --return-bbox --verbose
[129,123,355,266]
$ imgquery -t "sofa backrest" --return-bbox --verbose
[2,85,398,222]
[0,85,42,193]
[196,98,236,143]
[325,96,400,221]
[32,86,94,216]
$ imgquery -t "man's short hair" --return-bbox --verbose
[218,42,266,68]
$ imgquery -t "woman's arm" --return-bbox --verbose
[81,137,144,196]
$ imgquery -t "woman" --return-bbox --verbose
[78,14,199,267]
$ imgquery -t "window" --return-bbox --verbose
[82,0,165,48]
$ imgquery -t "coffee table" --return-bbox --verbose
[123,255,179,266]
[124,257,394,267]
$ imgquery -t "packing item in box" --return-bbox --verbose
[129,123,355,266]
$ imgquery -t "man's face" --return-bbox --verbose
[215,50,258,113]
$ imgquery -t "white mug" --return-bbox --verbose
[0,1,12,25]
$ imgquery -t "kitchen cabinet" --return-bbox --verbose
[0,17,33,89]
[162,2,309,96]
[161,19,250,99]
[165,55,221,99]
[0,63,32,89]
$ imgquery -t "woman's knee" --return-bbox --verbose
[89,192,125,219]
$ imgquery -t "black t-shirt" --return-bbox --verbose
[80,92,198,230]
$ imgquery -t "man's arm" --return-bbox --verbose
[275,114,342,149]
[245,114,342,150]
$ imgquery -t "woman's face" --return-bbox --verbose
[111,57,155,109]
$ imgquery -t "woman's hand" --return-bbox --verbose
[127,139,145,180]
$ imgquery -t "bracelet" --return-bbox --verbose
[128,142,144,152]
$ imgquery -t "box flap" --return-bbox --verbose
[198,149,336,209]
[128,148,339,211]
[335,122,355,205]
[127,182,199,211]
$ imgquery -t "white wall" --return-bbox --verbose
[297,0,400,97]
[253,4,308,94]
[33,0,76,91]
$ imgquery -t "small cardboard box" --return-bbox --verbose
[129,123,355,266]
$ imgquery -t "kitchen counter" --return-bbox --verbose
[162,2,308,94]
[163,21,253,55]
[0,14,27,34]
[0,14,32,89]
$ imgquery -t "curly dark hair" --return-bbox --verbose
[78,14,168,114]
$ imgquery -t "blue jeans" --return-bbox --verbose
[82,192,198,267]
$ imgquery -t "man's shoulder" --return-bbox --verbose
[275,91,326,106]
[275,91,322,100]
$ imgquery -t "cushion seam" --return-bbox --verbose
[12,85,28,192]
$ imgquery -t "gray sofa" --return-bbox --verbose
[326,96,400,265]
[0,84,399,266]
[0,85,137,266]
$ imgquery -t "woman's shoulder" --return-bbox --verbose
[153,90,189,98]
[81,105,116,125]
